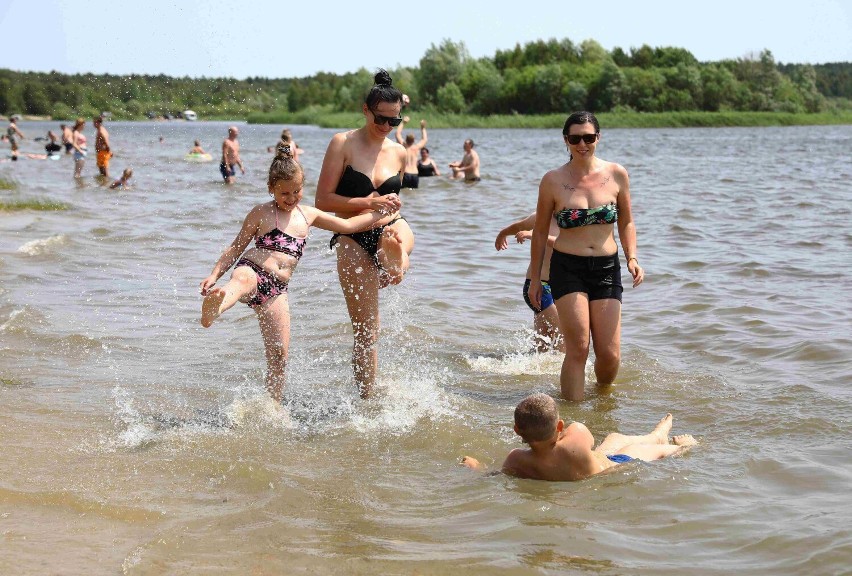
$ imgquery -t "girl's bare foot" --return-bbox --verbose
[672,434,697,447]
[201,287,227,327]
[652,413,674,444]
[378,228,406,286]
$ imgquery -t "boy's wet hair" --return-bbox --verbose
[514,393,559,442]
[268,142,303,186]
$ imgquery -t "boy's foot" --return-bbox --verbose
[201,287,227,327]
[652,413,674,444]
[672,434,697,447]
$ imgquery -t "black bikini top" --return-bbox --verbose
[335,165,401,198]
[417,161,436,177]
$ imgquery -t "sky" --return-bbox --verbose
[1,0,849,79]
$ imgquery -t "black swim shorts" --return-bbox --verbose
[549,250,623,302]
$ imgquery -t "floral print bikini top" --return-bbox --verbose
[555,202,618,229]
[255,204,308,259]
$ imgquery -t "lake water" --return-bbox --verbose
[1,120,850,575]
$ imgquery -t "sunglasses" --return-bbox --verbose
[371,110,403,127]
[565,133,598,145]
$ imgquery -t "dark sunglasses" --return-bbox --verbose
[371,110,403,127]
[565,133,598,145]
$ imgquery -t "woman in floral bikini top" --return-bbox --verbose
[528,111,645,403]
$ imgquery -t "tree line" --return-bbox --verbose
[1,38,849,120]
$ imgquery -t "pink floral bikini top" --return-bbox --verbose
[255,204,308,260]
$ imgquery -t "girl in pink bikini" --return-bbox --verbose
[200,143,401,402]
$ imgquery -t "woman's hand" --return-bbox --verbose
[371,193,402,215]
[628,260,644,287]
[515,230,532,244]
[199,275,218,296]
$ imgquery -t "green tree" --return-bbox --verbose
[534,63,568,113]
[562,81,588,111]
[587,61,624,111]
[631,44,655,69]
[418,39,469,104]
[663,64,702,110]
[700,64,742,111]
[23,82,51,115]
[0,79,25,114]
[788,65,824,112]
[653,46,698,68]
[579,39,610,65]
[459,58,504,114]
[622,67,666,111]
[436,81,466,113]
[610,47,631,67]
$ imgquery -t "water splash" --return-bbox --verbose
[17,234,67,255]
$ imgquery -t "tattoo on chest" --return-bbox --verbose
[562,175,611,191]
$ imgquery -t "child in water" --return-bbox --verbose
[495,211,562,352]
[462,393,697,481]
[200,143,401,402]
[109,168,133,189]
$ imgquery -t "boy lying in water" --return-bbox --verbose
[462,393,696,481]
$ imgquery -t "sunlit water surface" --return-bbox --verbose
[1,121,850,575]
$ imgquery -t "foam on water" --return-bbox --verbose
[465,350,565,376]
[17,234,67,255]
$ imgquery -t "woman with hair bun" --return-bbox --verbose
[315,68,414,398]
[200,143,398,403]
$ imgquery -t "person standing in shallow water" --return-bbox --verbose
[200,144,399,403]
[220,126,245,184]
[528,111,644,401]
[71,118,87,178]
[6,118,24,161]
[395,117,428,188]
[448,138,480,181]
[314,69,413,398]
[94,116,112,178]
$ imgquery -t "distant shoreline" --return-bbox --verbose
[7,111,851,129]
[244,110,852,129]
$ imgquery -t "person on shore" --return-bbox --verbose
[189,140,206,154]
[71,118,87,178]
[528,111,644,401]
[395,117,428,188]
[109,168,133,190]
[93,116,112,178]
[495,211,563,352]
[7,117,24,161]
[314,69,413,398]
[461,393,696,481]
[220,126,245,184]
[61,124,74,154]
[448,139,480,181]
[200,144,400,403]
[417,147,440,177]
